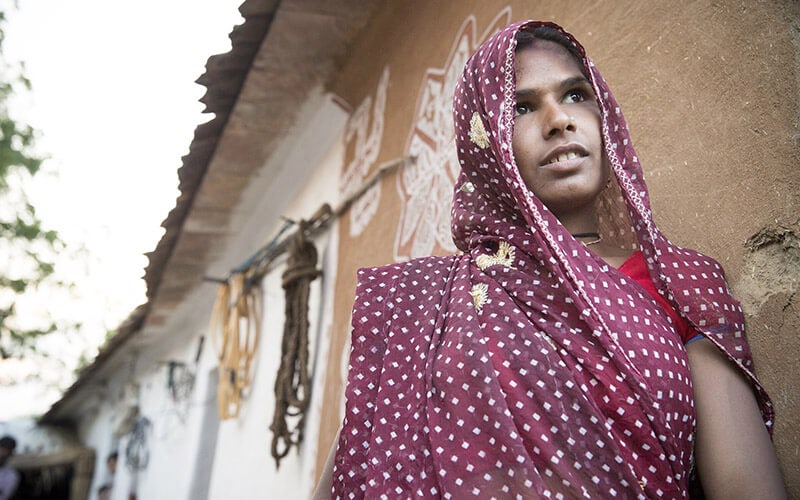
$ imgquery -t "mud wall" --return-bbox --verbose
[317,0,800,493]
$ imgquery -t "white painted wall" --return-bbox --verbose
[79,405,118,500]
[206,92,346,500]
[71,88,347,500]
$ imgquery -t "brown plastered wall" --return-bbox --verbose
[314,0,800,493]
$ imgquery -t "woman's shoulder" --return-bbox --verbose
[660,244,727,275]
[350,255,462,343]
[353,254,463,311]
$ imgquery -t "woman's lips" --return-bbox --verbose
[539,144,589,167]
[546,151,581,164]
[539,152,588,172]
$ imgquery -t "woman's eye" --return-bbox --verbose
[563,90,586,104]
[514,103,531,117]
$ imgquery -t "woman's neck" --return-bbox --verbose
[559,210,597,237]
[558,210,633,269]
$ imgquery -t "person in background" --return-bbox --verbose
[105,451,118,480]
[94,451,118,500]
[97,484,112,500]
[0,436,19,500]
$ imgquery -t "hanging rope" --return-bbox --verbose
[209,271,262,419]
[206,155,414,423]
[125,417,152,471]
[270,220,320,466]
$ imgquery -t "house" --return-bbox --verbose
[39,1,799,498]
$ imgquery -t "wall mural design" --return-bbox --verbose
[340,66,390,237]
[394,8,512,261]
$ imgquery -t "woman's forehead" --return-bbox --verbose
[514,41,588,88]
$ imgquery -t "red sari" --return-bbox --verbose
[333,20,772,499]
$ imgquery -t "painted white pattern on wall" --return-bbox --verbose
[394,8,512,261]
[340,66,390,237]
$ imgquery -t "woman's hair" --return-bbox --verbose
[516,26,586,74]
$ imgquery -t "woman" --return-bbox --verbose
[319,21,785,498]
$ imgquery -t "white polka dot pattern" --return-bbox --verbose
[333,20,773,499]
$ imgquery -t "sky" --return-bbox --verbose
[0,0,244,419]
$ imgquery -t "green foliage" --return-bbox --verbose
[0,7,70,359]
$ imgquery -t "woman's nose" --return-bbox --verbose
[542,104,575,138]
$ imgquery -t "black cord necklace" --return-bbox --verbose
[571,232,603,246]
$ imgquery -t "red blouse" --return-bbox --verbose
[619,250,698,344]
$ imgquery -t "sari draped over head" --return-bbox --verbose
[333,20,773,499]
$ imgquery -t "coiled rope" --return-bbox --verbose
[205,156,414,438]
[125,417,152,471]
[270,221,320,466]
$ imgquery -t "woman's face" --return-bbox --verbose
[512,39,607,220]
